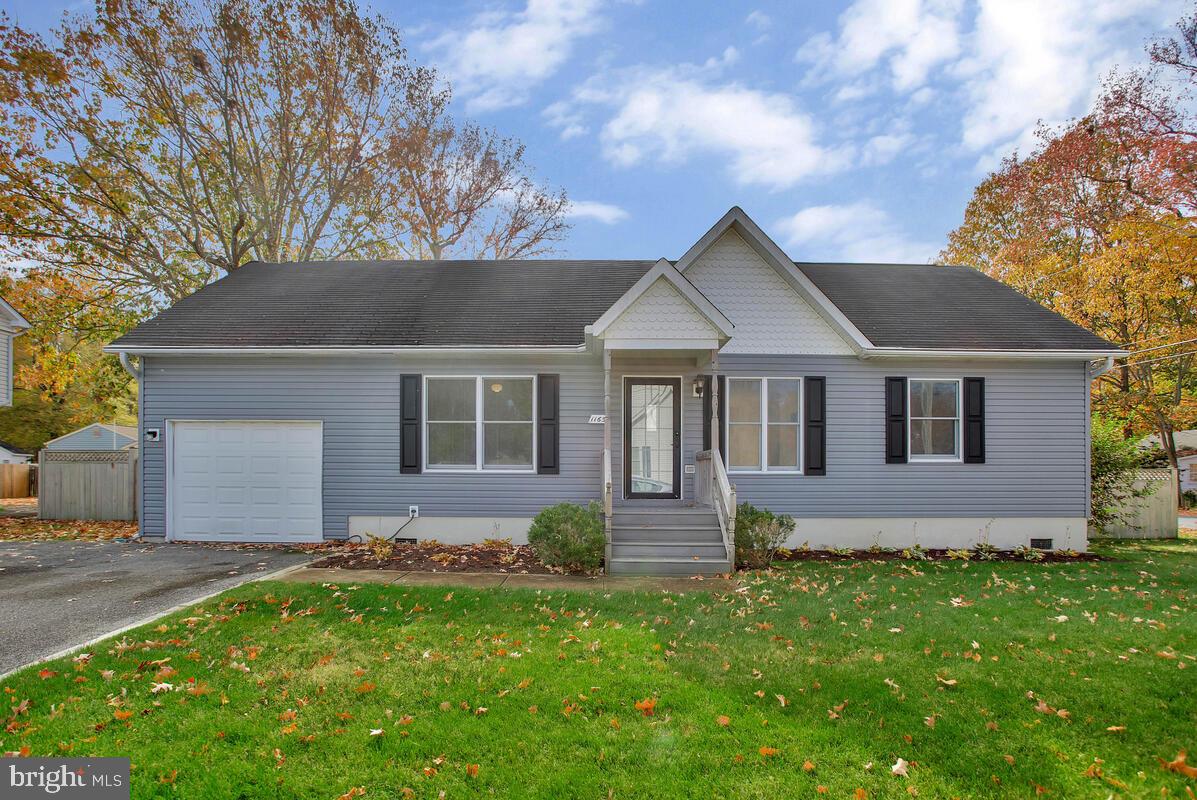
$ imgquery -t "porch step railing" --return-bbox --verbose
[695,449,736,566]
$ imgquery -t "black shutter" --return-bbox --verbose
[885,377,907,464]
[963,377,985,464]
[717,375,727,465]
[804,377,826,475]
[537,374,560,474]
[702,375,713,451]
[400,374,422,474]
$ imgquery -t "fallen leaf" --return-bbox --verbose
[634,697,657,717]
[892,758,910,777]
[716,715,731,727]
[1161,751,1197,779]
[759,746,779,757]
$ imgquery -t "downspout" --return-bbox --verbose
[1087,355,1115,381]
[119,351,142,380]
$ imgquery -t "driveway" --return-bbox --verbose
[0,541,311,675]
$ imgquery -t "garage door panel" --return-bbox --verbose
[170,421,323,543]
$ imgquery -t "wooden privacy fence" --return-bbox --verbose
[39,450,137,521]
[1103,468,1178,539]
[0,463,34,498]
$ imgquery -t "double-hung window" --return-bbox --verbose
[425,377,535,471]
[908,379,961,461]
[727,377,801,472]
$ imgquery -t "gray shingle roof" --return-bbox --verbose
[795,262,1117,351]
[110,257,1117,352]
[111,260,654,348]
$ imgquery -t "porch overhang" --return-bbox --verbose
[585,258,734,352]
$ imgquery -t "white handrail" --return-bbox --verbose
[697,449,736,567]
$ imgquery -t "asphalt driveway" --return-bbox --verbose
[0,541,311,675]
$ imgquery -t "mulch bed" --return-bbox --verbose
[772,547,1104,563]
[312,542,555,574]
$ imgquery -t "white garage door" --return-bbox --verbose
[170,421,323,542]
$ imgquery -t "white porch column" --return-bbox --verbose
[710,348,720,455]
[603,349,612,461]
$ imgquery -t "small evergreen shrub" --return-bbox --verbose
[733,502,795,569]
[527,502,605,573]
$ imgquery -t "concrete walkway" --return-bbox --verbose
[277,566,734,593]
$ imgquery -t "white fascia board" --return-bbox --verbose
[0,297,30,332]
[673,206,873,352]
[859,347,1130,360]
[102,345,591,356]
[601,337,723,351]
[588,258,734,338]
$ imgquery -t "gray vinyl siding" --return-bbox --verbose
[138,355,606,538]
[137,352,1091,539]
[716,355,1089,518]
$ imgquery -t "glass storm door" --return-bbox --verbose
[624,378,681,499]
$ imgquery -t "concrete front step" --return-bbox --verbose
[611,540,729,559]
[607,556,732,576]
[611,525,724,544]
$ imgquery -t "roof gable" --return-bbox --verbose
[588,259,733,347]
[684,230,855,355]
[0,296,29,333]
[675,207,871,352]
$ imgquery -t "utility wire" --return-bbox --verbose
[1126,336,1197,355]
[1123,348,1197,367]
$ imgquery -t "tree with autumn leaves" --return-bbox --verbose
[943,8,1197,477]
[0,0,569,447]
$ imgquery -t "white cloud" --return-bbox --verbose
[542,101,588,140]
[796,0,963,92]
[425,0,604,112]
[860,132,917,166]
[955,0,1165,157]
[745,10,771,30]
[566,200,629,224]
[776,202,939,263]
[557,57,851,189]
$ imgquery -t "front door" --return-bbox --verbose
[624,378,681,499]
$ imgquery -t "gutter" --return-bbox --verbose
[1088,354,1117,381]
[858,347,1129,361]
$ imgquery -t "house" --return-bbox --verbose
[44,423,138,452]
[1140,430,1197,496]
[105,207,1123,573]
[0,295,30,407]
[0,441,32,464]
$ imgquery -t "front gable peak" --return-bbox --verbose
[676,207,872,352]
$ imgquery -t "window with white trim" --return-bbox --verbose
[425,377,534,471]
[908,379,961,461]
[727,377,801,472]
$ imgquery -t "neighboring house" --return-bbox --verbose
[0,295,30,407]
[1139,430,1197,495]
[44,423,138,452]
[105,207,1122,573]
[0,441,32,464]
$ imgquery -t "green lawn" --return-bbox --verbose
[3,540,1196,799]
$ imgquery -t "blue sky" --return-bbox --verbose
[2,0,1186,262]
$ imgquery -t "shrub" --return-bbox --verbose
[527,502,605,573]
[1090,415,1151,531]
[733,502,795,569]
